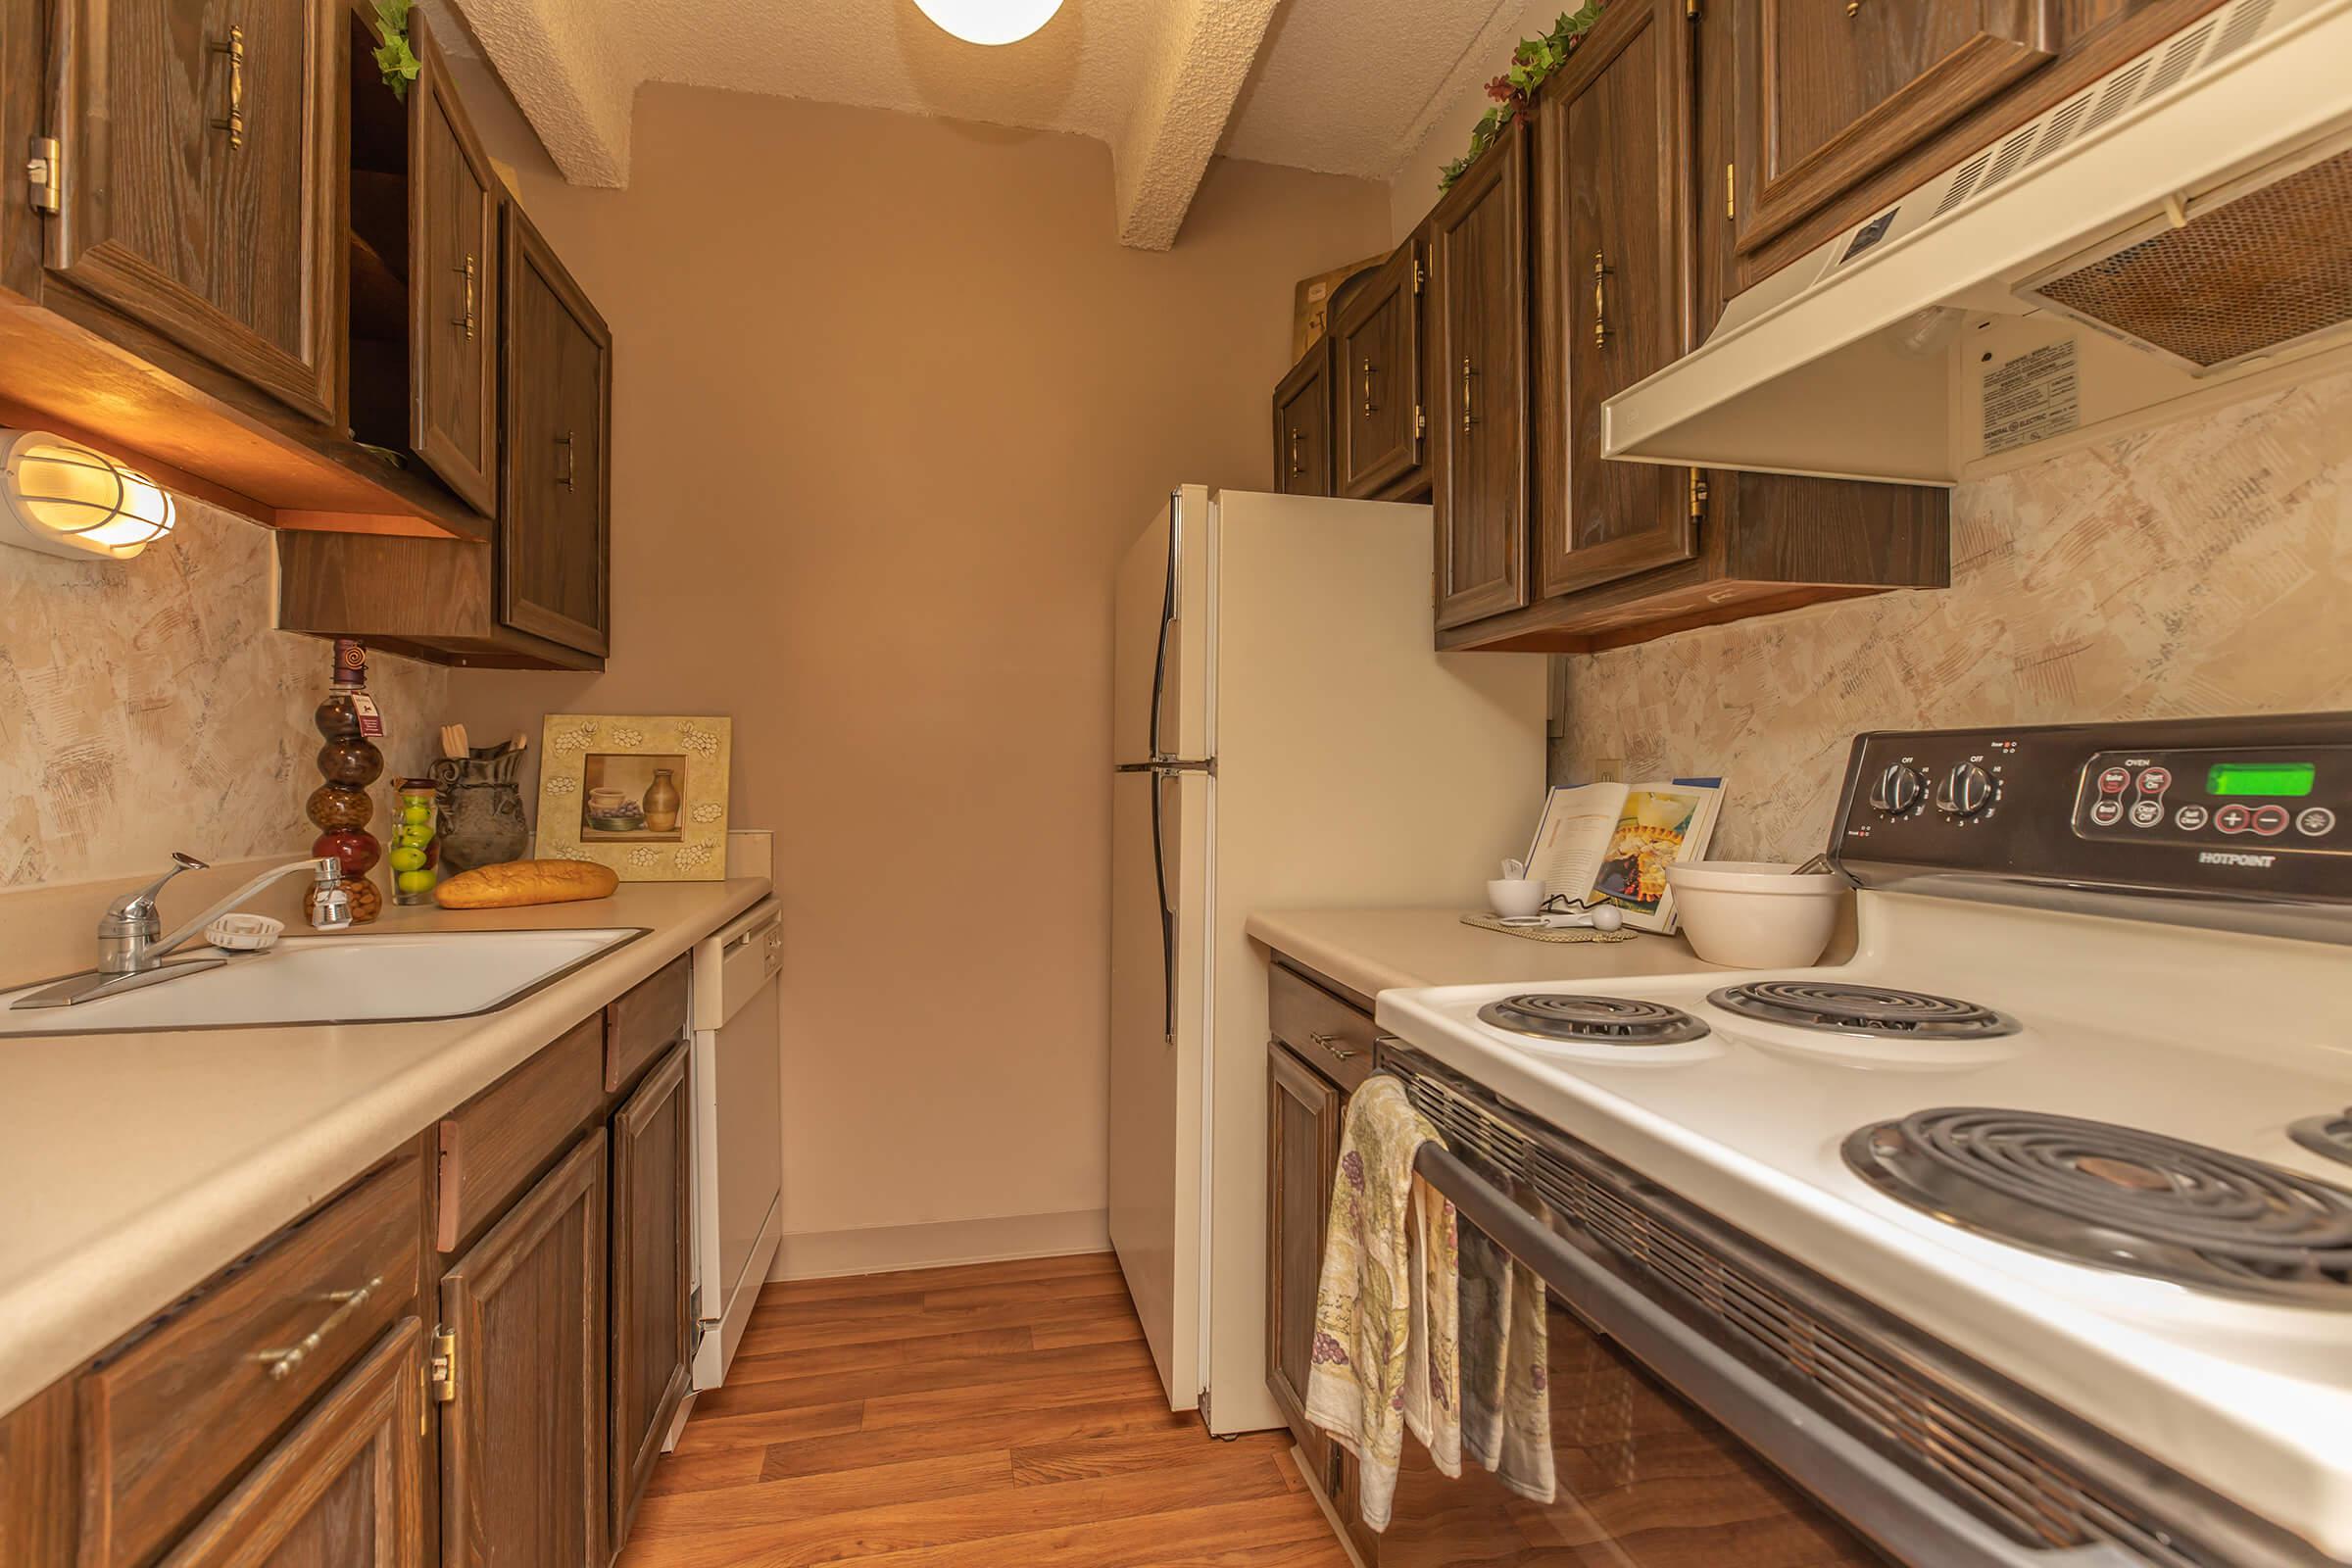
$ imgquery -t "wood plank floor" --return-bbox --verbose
[621,1251,1352,1568]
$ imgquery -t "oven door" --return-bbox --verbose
[1380,1083,2156,1568]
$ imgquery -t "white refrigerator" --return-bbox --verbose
[1107,485,1546,1434]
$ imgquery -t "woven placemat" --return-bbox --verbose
[1460,911,1637,944]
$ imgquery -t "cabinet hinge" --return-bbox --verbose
[1689,469,1710,520]
[1414,405,1426,440]
[1412,256,1425,296]
[1725,164,1737,221]
[428,1326,458,1403]
[25,135,59,216]
[1686,0,1699,17]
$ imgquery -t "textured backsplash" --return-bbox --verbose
[1553,368,2352,861]
[0,498,448,888]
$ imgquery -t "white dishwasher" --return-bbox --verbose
[687,898,784,1395]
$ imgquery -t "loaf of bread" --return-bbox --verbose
[434,859,620,909]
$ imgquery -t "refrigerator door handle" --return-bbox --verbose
[1150,488,1181,762]
[1151,769,1174,1042]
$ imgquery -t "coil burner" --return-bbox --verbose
[1845,1107,2352,1304]
[1476,994,1710,1047]
[1711,982,2018,1040]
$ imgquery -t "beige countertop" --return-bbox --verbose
[0,875,769,1421]
[1244,906,1743,1001]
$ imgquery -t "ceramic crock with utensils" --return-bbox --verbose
[431,729,531,873]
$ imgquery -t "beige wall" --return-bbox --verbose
[1551,368,2352,857]
[444,76,1391,1261]
[0,499,447,891]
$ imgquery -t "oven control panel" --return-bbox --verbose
[2074,747,2343,848]
[1829,714,2352,910]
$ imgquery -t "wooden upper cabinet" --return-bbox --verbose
[1332,237,1424,499]
[407,11,499,514]
[501,201,612,659]
[155,1321,425,1568]
[1429,120,1531,630]
[1736,0,2058,253]
[1271,338,1334,496]
[47,0,343,421]
[1537,0,1698,600]
[439,1130,609,1568]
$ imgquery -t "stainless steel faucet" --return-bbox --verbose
[12,852,354,1009]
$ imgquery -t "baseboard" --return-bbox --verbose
[766,1208,1110,1282]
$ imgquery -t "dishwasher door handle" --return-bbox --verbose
[1411,1143,2153,1568]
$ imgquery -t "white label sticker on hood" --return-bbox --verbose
[1982,340,2080,455]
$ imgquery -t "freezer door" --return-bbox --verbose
[1106,763,1210,1409]
[1112,485,1212,764]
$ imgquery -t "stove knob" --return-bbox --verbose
[1868,762,1926,815]
[1936,761,1996,819]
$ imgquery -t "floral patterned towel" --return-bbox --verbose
[1303,1076,1460,1531]
[1458,1219,1557,1502]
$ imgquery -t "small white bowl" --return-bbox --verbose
[1486,878,1548,919]
[1665,861,1845,969]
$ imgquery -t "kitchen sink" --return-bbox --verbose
[0,929,645,1036]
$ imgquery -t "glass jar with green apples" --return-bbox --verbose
[389,780,441,905]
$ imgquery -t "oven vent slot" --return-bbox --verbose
[1395,1066,2219,1568]
[2026,95,2095,168]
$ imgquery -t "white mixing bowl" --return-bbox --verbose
[1666,860,1846,968]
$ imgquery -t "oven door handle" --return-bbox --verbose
[1411,1143,2151,1568]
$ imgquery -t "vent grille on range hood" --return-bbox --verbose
[1601,0,2352,488]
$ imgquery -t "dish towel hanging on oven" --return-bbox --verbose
[1303,1075,1461,1530]
[1458,1213,1557,1502]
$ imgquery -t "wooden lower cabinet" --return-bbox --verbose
[610,1043,694,1544]
[439,1130,609,1568]
[1264,962,1384,1563]
[156,1321,426,1568]
[1266,1040,1341,1452]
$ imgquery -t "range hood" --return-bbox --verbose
[1604,0,2352,487]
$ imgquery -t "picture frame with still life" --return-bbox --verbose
[535,714,732,880]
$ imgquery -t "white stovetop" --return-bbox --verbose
[1376,891,2352,1559]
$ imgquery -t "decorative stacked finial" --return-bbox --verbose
[309,638,385,923]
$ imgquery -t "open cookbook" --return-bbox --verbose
[1524,779,1726,934]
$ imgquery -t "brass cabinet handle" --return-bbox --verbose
[1288,426,1303,475]
[556,431,577,490]
[212,26,246,150]
[1308,1030,1356,1062]
[253,1277,380,1381]
[1360,358,1376,416]
[1459,357,1476,434]
[455,254,477,339]
[1592,252,1612,348]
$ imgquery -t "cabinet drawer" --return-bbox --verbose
[605,954,690,1093]
[1269,966,1375,1093]
[78,1150,420,1568]
[436,1014,604,1251]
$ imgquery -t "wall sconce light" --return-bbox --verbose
[0,427,177,561]
[911,0,1063,45]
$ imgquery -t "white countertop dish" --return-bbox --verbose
[0,876,769,1421]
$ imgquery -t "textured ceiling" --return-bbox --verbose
[440,0,1516,246]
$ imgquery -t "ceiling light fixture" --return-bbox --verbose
[911,0,1063,46]
[0,427,177,561]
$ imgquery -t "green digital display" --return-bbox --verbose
[2206,761,2317,798]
